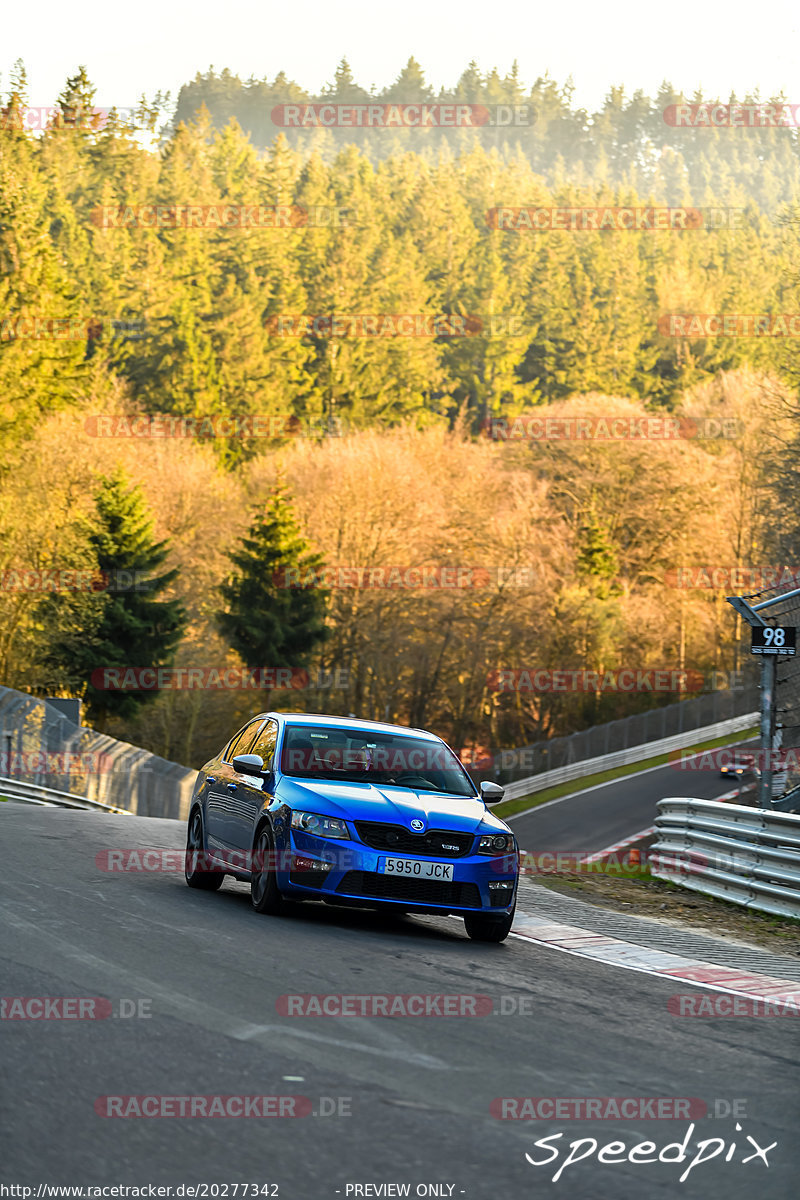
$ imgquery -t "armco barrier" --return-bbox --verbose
[0,774,133,813]
[0,685,195,819]
[501,711,758,802]
[650,797,800,919]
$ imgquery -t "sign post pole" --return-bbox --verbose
[758,656,776,810]
[727,588,800,810]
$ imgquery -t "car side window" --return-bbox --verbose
[224,721,263,763]
[251,720,278,771]
[222,728,247,762]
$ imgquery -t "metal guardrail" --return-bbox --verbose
[502,712,758,802]
[650,797,800,919]
[0,775,133,814]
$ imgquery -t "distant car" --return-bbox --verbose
[720,752,757,779]
[184,712,518,942]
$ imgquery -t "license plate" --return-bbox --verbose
[381,857,454,881]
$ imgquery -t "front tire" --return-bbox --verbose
[250,824,284,915]
[464,905,515,943]
[185,808,225,891]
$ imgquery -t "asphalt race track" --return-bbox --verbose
[509,750,759,854]
[1,806,796,1199]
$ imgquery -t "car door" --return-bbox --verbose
[230,719,279,851]
[206,721,263,850]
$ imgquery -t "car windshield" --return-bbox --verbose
[280,725,477,796]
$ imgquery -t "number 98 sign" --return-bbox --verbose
[751,626,797,656]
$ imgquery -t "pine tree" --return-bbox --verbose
[576,507,621,599]
[42,470,187,727]
[217,485,328,673]
[321,59,370,104]
[0,98,88,449]
[381,58,433,103]
[53,66,102,132]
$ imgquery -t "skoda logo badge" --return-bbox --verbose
[410,819,425,831]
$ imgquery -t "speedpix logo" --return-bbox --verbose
[522,1121,775,1183]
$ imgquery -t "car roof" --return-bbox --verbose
[260,712,441,741]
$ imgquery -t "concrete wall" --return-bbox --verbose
[0,685,196,820]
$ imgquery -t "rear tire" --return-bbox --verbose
[250,825,284,915]
[464,905,515,943]
[185,808,225,891]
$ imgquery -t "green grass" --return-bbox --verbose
[494,726,758,820]
[521,859,652,881]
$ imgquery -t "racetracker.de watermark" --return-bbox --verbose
[89,667,349,691]
[0,105,135,132]
[669,994,800,1017]
[491,1097,706,1119]
[95,849,360,873]
[271,565,536,589]
[669,748,800,771]
[486,206,746,231]
[276,994,493,1016]
[513,851,686,877]
[94,1095,313,1118]
[481,415,742,440]
[665,566,800,589]
[264,313,527,337]
[659,314,800,337]
[90,205,355,230]
[1,317,144,341]
[664,102,800,127]
[1,997,150,1019]
[270,103,535,129]
[84,414,295,439]
[0,751,114,775]
[486,668,706,693]
[0,568,154,592]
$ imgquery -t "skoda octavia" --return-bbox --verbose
[184,712,518,941]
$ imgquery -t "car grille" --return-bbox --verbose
[354,822,473,857]
[336,870,481,909]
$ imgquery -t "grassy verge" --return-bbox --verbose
[495,726,758,820]
[524,866,800,955]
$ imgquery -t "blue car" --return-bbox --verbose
[185,712,518,942]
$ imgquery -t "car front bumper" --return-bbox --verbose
[281,830,517,915]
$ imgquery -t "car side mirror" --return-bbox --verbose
[233,753,269,778]
[480,780,505,805]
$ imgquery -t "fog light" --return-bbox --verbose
[292,856,333,873]
[488,879,514,907]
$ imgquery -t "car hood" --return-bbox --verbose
[278,776,510,835]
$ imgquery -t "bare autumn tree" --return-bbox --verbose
[0,376,787,763]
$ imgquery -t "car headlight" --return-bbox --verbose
[477,832,515,855]
[291,811,350,839]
